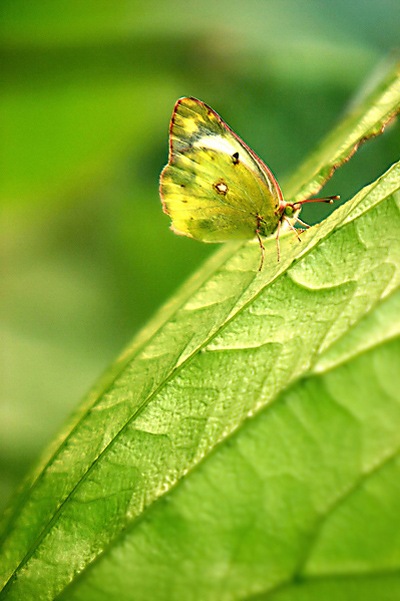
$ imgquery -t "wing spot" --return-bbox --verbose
[213,179,228,196]
[232,151,239,164]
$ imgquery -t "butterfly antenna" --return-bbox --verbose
[286,195,339,233]
[294,195,339,206]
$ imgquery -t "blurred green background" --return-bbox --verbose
[1,0,399,510]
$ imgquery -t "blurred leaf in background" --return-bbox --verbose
[1,0,399,510]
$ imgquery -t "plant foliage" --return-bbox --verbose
[1,59,400,601]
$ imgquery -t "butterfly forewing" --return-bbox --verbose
[160,97,283,242]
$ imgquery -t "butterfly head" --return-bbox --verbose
[281,203,298,218]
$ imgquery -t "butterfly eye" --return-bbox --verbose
[232,152,240,165]
[283,205,296,217]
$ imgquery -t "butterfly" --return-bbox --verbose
[160,97,338,270]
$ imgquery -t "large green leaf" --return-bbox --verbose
[0,60,400,601]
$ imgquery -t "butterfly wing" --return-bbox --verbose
[160,97,283,243]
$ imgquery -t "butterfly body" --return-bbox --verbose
[160,97,336,269]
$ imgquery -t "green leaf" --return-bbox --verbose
[1,61,400,601]
[285,54,400,201]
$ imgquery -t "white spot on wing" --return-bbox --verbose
[194,134,274,196]
[194,133,233,151]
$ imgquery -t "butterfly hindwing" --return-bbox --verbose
[160,97,283,243]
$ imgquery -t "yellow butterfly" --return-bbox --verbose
[160,97,337,270]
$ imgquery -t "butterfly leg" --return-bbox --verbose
[275,219,281,262]
[283,216,302,242]
[256,230,265,271]
[294,216,310,229]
